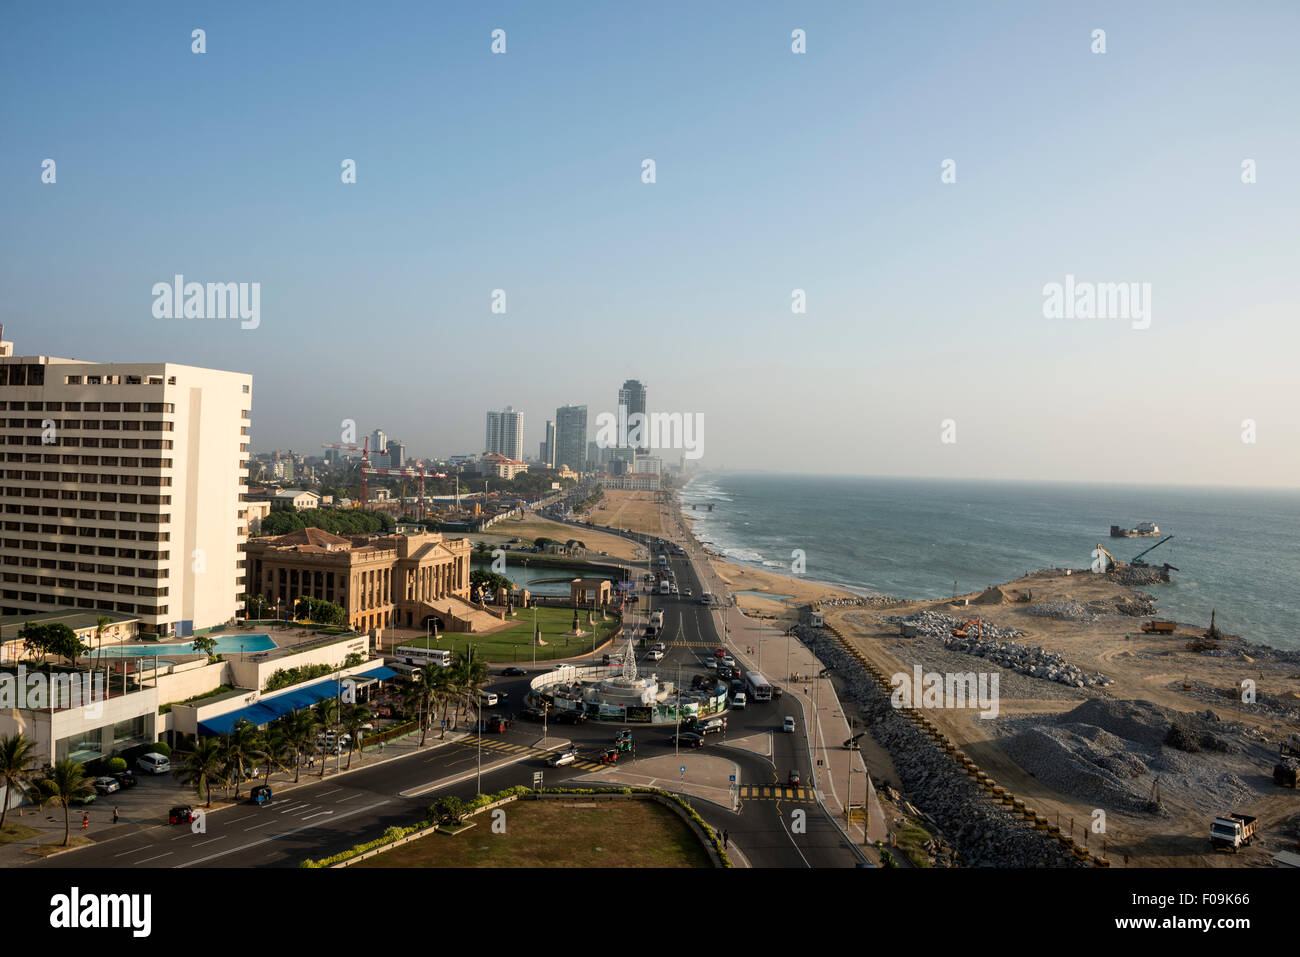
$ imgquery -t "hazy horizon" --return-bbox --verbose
[4,2,1298,488]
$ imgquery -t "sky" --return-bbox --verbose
[2,1,1298,487]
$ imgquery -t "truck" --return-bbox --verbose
[1141,620,1177,634]
[1274,757,1300,788]
[1209,813,1258,851]
[1280,733,1300,759]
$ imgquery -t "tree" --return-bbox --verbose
[44,624,87,668]
[0,733,38,830]
[281,711,317,783]
[177,738,224,808]
[18,622,52,666]
[191,635,218,659]
[38,759,95,846]
[470,569,512,597]
[92,615,112,673]
[220,720,263,799]
[242,594,268,620]
[259,724,294,784]
[340,704,370,769]
[312,698,339,778]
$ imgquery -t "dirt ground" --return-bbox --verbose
[588,489,664,537]
[471,514,643,562]
[826,569,1300,868]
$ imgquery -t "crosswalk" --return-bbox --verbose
[456,737,607,771]
[738,785,816,802]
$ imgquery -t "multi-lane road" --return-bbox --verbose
[37,498,860,869]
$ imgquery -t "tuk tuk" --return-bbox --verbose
[168,805,194,825]
[600,748,619,764]
[615,729,632,742]
[251,785,273,806]
[616,738,634,754]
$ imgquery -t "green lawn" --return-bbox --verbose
[403,606,621,662]
[354,798,711,868]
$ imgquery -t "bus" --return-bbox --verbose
[745,671,773,702]
[395,646,453,668]
[649,610,664,629]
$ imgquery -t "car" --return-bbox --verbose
[704,659,717,671]
[783,716,796,733]
[136,753,170,775]
[518,707,546,722]
[685,589,692,597]
[668,732,705,749]
[168,805,194,825]
[113,770,137,789]
[689,717,725,735]
[731,693,747,709]
[714,648,726,658]
[646,649,664,661]
[93,776,120,795]
[652,642,666,652]
[552,710,587,725]
[717,667,735,681]
[720,656,736,669]
[788,770,801,786]
[547,749,578,767]
[501,666,527,676]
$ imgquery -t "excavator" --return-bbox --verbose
[1093,535,1178,575]
[951,618,983,640]
[1131,534,1176,569]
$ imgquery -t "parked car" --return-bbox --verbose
[93,776,120,795]
[501,666,527,676]
[783,716,796,733]
[113,769,137,789]
[136,753,170,775]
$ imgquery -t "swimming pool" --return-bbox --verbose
[94,634,277,658]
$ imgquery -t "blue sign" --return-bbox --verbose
[729,775,736,783]
[680,766,686,774]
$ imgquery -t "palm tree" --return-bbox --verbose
[259,724,293,783]
[312,698,339,778]
[220,720,264,799]
[0,733,38,830]
[177,738,224,808]
[339,704,370,769]
[402,679,428,745]
[281,711,317,783]
[38,759,95,846]
[92,614,111,674]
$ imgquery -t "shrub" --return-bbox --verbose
[106,757,127,774]
[148,741,172,757]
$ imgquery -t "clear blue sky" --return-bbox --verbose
[3,2,1297,485]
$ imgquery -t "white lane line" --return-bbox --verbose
[194,836,226,847]
[244,819,277,831]
[301,810,334,821]
[175,801,389,868]
[335,792,365,802]
[316,787,344,797]
[114,845,157,858]
[135,852,173,865]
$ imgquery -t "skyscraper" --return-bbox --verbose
[0,327,251,636]
[618,378,648,451]
[554,404,587,472]
[485,406,523,460]
[540,419,556,468]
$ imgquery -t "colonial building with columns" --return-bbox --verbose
[244,527,474,633]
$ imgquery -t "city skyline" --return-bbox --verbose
[4,3,1298,487]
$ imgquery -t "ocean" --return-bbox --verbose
[682,472,1300,652]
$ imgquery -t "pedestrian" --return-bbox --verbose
[723,829,729,849]
[113,806,120,824]
[80,812,89,832]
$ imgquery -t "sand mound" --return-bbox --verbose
[973,586,1007,605]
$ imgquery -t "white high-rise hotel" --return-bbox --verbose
[484,406,523,461]
[0,328,252,636]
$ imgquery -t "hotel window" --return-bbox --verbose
[65,376,82,385]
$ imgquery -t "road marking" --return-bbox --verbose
[135,852,173,865]
[176,801,389,868]
[194,836,226,846]
[301,810,335,821]
[244,819,277,831]
[316,787,344,796]
[114,845,156,858]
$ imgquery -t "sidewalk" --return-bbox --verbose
[0,725,470,865]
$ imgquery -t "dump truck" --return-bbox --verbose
[1273,760,1299,788]
[1209,813,1258,851]
[1281,733,1300,759]
[1141,620,1177,634]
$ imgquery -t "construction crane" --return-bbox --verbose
[362,462,446,522]
[1130,534,1173,567]
[321,437,370,507]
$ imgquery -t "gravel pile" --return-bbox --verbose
[942,635,1113,689]
[1116,597,1157,617]
[818,595,904,608]
[1026,600,1098,622]
[1112,567,1168,586]
[1002,725,1156,814]
[793,624,1087,867]
[886,611,1025,641]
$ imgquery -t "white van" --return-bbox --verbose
[731,693,747,710]
[479,690,499,707]
[136,752,170,775]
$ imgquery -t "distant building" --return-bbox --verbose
[540,418,556,468]
[386,440,406,468]
[272,489,321,510]
[554,404,587,472]
[604,473,661,491]
[485,406,524,461]
[618,379,648,451]
[478,453,529,480]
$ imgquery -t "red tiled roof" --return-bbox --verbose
[269,527,352,548]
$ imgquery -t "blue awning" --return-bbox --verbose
[196,665,400,735]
